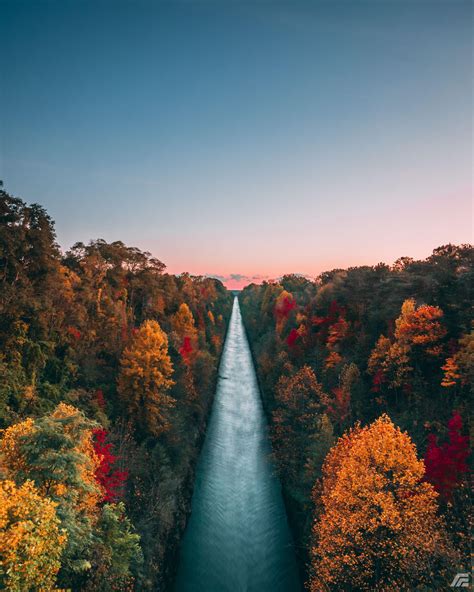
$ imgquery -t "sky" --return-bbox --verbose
[1,0,472,289]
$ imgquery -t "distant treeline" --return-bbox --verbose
[0,189,233,590]
[240,245,472,591]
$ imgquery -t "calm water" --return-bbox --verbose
[174,297,300,592]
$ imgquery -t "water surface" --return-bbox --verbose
[174,297,300,592]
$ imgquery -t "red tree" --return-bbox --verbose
[424,411,469,500]
[286,328,299,348]
[93,428,128,503]
[179,336,194,364]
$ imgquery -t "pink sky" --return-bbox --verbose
[158,187,473,289]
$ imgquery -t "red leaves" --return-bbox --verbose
[424,411,469,500]
[179,336,194,364]
[328,300,344,320]
[312,301,345,328]
[325,387,350,425]
[312,315,329,326]
[275,295,296,321]
[66,326,81,340]
[286,328,299,348]
[95,389,106,410]
[93,429,128,503]
[371,369,386,392]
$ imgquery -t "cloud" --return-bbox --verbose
[205,273,270,287]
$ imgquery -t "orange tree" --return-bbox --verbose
[368,298,446,393]
[310,415,456,591]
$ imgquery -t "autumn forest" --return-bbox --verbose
[0,187,471,591]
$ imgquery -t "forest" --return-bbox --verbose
[0,189,233,590]
[240,246,472,590]
[0,186,472,591]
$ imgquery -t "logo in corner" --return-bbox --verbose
[450,573,470,588]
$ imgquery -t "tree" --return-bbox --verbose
[0,479,66,591]
[368,299,446,390]
[0,403,102,580]
[171,303,198,344]
[304,413,335,494]
[441,331,474,389]
[93,428,128,503]
[424,411,469,500]
[117,320,175,437]
[84,502,143,591]
[324,315,349,369]
[310,415,455,591]
[272,366,326,487]
[274,289,296,333]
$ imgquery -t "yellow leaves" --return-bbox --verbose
[171,303,198,348]
[54,483,68,497]
[0,417,36,478]
[117,320,175,436]
[1,405,103,530]
[0,480,66,592]
[119,320,174,391]
[368,335,391,374]
[274,289,296,333]
[310,415,455,591]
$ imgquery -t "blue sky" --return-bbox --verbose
[1,0,472,287]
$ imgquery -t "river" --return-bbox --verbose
[174,297,300,592]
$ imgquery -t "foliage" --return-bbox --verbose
[0,479,66,591]
[0,188,234,590]
[0,404,102,579]
[424,411,469,500]
[93,429,128,503]
[442,331,474,389]
[83,502,143,591]
[117,320,175,437]
[171,303,198,363]
[240,247,472,585]
[310,415,456,591]
[271,366,325,485]
[368,298,447,390]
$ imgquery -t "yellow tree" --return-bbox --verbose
[0,479,66,591]
[310,415,455,591]
[274,289,296,333]
[171,303,199,366]
[117,320,175,437]
[171,303,198,345]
